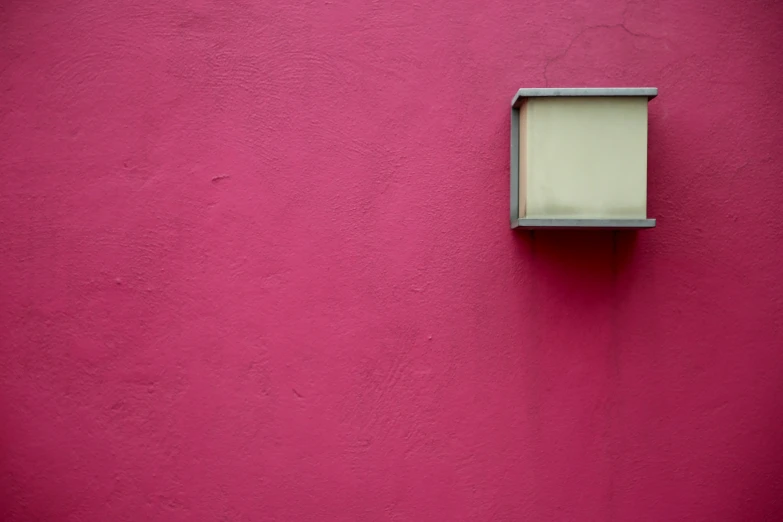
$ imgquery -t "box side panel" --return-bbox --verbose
[519,101,528,218]
[510,106,520,224]
[526,97,648,219]
[508,107,519,223]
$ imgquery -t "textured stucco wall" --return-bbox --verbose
[2,1,783,520]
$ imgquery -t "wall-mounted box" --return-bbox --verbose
[510,88,657,229]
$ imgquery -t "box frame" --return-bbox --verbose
[510,88,658,229]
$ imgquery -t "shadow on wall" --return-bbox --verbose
[514,229,639,288]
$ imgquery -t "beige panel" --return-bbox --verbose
[525,97,648,219]
[518,101,528,217]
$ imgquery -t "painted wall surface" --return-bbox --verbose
[2,1,783,520]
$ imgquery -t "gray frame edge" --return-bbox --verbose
[510,105,520,226]
[513,218,656,229]
[511,88,657,108]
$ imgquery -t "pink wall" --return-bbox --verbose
[2,1,783,520]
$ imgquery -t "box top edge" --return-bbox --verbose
[512,88,657,107]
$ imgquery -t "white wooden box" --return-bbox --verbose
[510,88,657,229]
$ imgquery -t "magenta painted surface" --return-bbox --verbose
[2,1,783,520]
